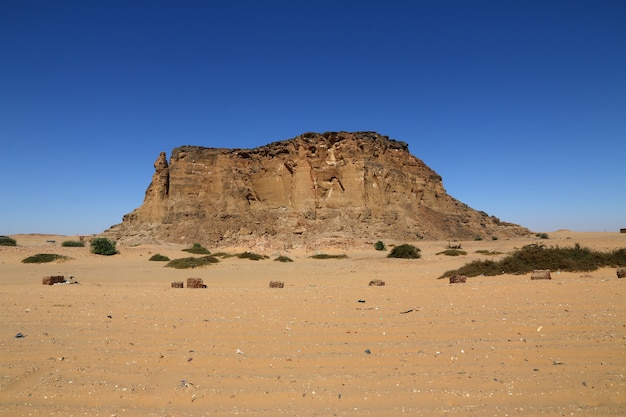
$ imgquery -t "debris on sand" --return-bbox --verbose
[449,275,467,284]
[42,275,79,285]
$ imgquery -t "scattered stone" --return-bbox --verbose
[187,278,206,288]
[617,268,625,279]
[531,270,551,280]
[357,299,366,303]
[171,281,184,288]
[269,280,284,288]
[364,349,371,355]
[14,333,25,338]
[368,279,385,286]
[449,275,467,284]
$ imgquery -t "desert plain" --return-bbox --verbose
[1,231,625,416]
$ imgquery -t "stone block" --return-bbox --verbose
[531,270,551,280]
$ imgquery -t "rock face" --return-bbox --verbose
[105,132,529,248]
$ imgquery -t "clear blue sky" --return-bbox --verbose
[2,0,625,236]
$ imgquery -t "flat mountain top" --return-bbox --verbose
[105,131,529,249]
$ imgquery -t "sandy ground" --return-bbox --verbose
[1,231,625,416]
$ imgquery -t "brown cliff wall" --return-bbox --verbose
[105,132,529,248]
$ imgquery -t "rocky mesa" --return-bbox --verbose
[105,131,530,248]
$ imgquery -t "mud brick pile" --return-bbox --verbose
[171,281,184,288]
[449,275,467,284]
[369,279,385,286]
[187,278,206,288]
[42,276,66,285]
[269,280,284,288]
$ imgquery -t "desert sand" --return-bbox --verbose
[1,231,625,416]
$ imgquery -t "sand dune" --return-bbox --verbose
[1,231,625,416]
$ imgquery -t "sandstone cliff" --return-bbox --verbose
[105,132,529,248]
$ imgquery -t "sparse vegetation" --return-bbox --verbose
[475,250,504,255]
[149,253,170,261]
[0,236,17,246]
[62,240,85,247]
[182,243,211,255]
[237,252,269,261]
[165,256,219,269]
[274,255,293,262]
[387,244,421,259]
[374,240,386,251]
[436,249,467,256]
[474,236,483,241]
[491,236,498,241]
[22,253,71,263]
[90,237,117,256]
[209,251,270,260]
[439,243,626,279]
[310,253,348,259]
[536,233,550,239]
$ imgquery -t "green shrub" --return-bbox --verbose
[149,253,170,261]
[165,256,219,269]
[536,233,550,239]
[473,236,483,241]
[439,243,626,278]
[182,243,211,255]
[90,237,117,256]
[387,244,421,259]
[374,241,386,251]
[237,252,268,261]
[210,251,273,261]
[436,249,467,256]
[274,255,293,262]
[491,236,498,241]
[609,247,626,265]
[310,253,348,259]
[22,253,70,263]
[62,240,85,247]
[0,236,17,246]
